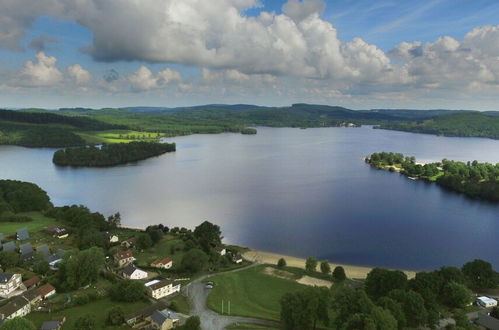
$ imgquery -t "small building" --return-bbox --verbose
[121,237,136,248]
[114,250,135,268]
[21,289,42,306]
[101,231,119,243]
[477,296,498,308]
[145,280,181,299]
[36,244,51,258]
[19,242,34,260]
[38,283,56,299]
[23,276,40,289]
[232,254,243,264]
[122,264,148,280]
[477,311,499,330]
[124,301,168,326]
[150,309,179,330]
[40,318,66,330]
[0,233,4,242]
[16,228,29,241]
[214,247,226,256]
[150,257,173,269]
[2,241,16,253]
[0,273,25,298]
[46,226,69,239]
[0,296,31,320]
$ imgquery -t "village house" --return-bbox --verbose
[0,296,31,320]
[21,289,42,306]
[2,241,15,253]
[16,228,29,241]
[122,264,148,280]
[19,242,34,261]
[232,254,243,264]
[101,231,119,243]
[214,247,226,256]
[38,283,56,299]
[150,309,180,330]
[23,276,40,289]
[124,301,168,327]
[40,318,66,330]
[114,250,135,268]
[0,273,25,298]
[150,257,173,269]
[46,226,69,239]
[121,237,136,248]
[145,280,181,299]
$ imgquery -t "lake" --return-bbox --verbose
[0,126,498,270]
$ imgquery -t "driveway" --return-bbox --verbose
[183,264,280,330]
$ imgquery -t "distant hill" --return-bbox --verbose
[377,112,499,139]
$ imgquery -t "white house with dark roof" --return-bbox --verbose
[145,280,180,299]
[0,273,25,298]
[101,231,119,243]
[0,296,31,320]
[114,250,135,268]
[122,264,148,280]
[214,247,226,256]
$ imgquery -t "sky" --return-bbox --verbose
[0,0,499,110]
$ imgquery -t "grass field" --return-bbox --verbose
[27,298,149,330]
[76,130,165,144]
[206,265,307,321]
[0,212,59,236]
[227,323,279,329]
[133,236,185,268]
[169,293,191,314]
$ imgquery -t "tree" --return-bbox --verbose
[453,309,470,329]
[390,290,428,327]
[332,266,347,282]
[107,212,121,229]
[0,317,36,330]
[320,261,331,275]
[365,268,407,300]
[107,306,125,325]
[490,307,499,319]
[378,296,406,329]
[74,315,95,330]
[183,316,201,330]
[441,281,472,308]
[280,287,330,330]
[277,258,287,268]
[109,280,146,302]
[462,259,496,290]
[331,287,376,327]
[0,251,20,268]
[136,233,153,250]
[32,254,50,275]
[305,257,318,273]
[193,221,222,252]
[147,228,163,244]
[57,247,105,290]
[181,248,209,273]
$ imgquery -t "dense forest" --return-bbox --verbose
[0,180,53,214]
[377,112,499,139]
[366,152,499,202]
[52,141,176,167]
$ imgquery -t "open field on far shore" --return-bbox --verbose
[243,250,417,280]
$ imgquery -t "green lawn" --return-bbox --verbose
[206,265,307,321]
[227,323,278,329]
[27,298,149,330]
[134,237,185,268]
[169,293,191,314]
[0,211,59,236]
[77,130,165,144]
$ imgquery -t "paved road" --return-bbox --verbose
[183,264,280,330]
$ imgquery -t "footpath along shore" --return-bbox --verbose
[242,249,417,280]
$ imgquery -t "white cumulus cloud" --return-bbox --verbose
[17,52,63,87]
[127,66,181,91]
[67,64,91,85]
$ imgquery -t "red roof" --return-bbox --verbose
[23,276,40,288]
[38,283,56,297]
[115,250,133,260]
[151,257,172,266]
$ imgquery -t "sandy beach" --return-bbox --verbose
[242,249,416,280]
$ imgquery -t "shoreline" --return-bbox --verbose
[242,249,417,280]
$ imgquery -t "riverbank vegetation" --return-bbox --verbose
[366,152,499,202]
[52,141,176,167]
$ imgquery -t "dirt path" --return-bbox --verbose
[183,264,280,330]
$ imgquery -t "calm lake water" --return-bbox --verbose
[1,126,498,270]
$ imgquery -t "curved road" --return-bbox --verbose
[183,264,280,330]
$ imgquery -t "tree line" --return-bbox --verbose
[52,141,176,167]
[367,152,499,202]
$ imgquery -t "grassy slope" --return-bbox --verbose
[0,211,59,236]
[133,236,185,268]
[27,298,148,330]
[206,265,307,321]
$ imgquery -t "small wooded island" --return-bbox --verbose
[366,152,499,202]
[53,141,176,167]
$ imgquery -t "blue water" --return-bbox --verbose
[0,126,498,270]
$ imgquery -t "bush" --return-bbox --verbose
[333,266,347,282]
[75,295,90,305]
[109,280,146,302]
[183,316,201,330]
[0,214,32,222]
[106,306,125,326]
[277,258,287,268]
